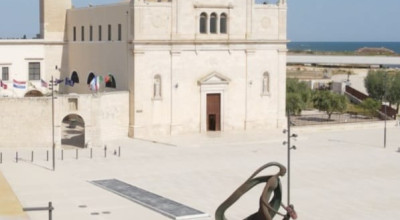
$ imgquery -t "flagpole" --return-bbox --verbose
[51,76,55,171]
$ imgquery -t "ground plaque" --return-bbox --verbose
[91,179,209,220]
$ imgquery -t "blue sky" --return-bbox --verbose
[0,0,399,41]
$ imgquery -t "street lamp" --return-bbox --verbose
[50,75,56,171]
[283,111,297,206]
[383,72,388,148]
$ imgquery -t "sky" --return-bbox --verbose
[0,0,399,41]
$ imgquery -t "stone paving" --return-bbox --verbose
[1,123,400,220]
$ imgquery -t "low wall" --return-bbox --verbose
[293,120,397,133]
[0,92,129,148]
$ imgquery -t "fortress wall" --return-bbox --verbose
[0,97,52,148]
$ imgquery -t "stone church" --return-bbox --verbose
[0,0,287,140]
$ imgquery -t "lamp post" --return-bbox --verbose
[283,111,297,206]
[384,73,388,148]
[384,103,387,148]
[51,76,55,171]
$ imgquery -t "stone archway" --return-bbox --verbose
[24,90,43,97]
[61,114,85,148]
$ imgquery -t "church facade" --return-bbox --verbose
[0,0,288,139]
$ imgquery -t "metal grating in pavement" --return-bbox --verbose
[91,179,209,220]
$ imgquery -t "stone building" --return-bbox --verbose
[0,0,288,140]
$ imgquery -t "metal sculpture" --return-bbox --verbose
[215,162,297,220]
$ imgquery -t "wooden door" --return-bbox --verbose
[207,94,221,131]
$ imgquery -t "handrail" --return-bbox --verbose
[23,202,53,220]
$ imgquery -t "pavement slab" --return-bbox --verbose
[1,124,400,220]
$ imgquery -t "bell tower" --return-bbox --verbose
[39,0,71,40]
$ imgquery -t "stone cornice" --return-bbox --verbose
[130,39,288,45]
[0,40,65,46]
[193,3,234,9]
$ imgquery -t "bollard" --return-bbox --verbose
[16,152,18,163]
[46,150,49,161]
[0,152,2,164]
[118,146,121,157]
[61,150,63,160]
[104,145,107,158]
[31,151,34,162]
[90,148,93,159]
[76,149,78,160]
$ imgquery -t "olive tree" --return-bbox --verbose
[386,72,400,112]
[286,78,312,115]
[364,70,389,101]
[312,90,347,120]
[365,70,400,113]
[359,98,381,118]
[286,93,303,115]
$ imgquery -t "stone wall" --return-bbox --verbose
[0,92,129,148]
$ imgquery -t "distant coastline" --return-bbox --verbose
[288,42,400,56]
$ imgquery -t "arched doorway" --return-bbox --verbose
[61,114,85,148]
[24,90,43,97]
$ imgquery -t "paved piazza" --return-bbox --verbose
[1,123,400,220]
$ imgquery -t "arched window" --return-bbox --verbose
[153,75,162,99]
[71,71,79,83]
[105,74,116,88]
[220,13,227,34]
[200,13,207,34]
[87,72,95,85]
[262,72,270,95]
[210,13,217,34]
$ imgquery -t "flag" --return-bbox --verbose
[28,81,37,89]
[0,80,7,89]
[89,76,103,91]
[65,77,74,87]
[90,76,97,91]
[55,79,64,85]
[50,79,64,85]
[96,76,103,90]
[13,79,26,89]
[41,79,48,88]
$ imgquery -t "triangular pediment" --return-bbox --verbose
[198,72,231,85]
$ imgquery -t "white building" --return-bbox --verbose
[0,0,287,139]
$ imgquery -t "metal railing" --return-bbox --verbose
[291,113,381,126]
[0,146,121,165]
[23,202,53,220]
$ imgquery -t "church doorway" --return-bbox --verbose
[207,94,221,131]
[61,114,85,148]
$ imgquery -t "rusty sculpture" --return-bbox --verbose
[215,162,297,220]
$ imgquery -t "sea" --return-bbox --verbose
[288,42,400,54]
